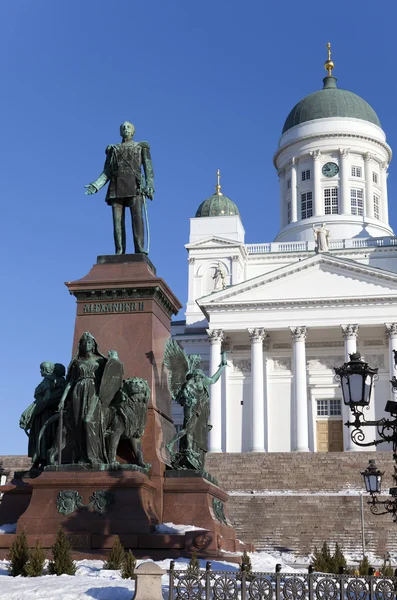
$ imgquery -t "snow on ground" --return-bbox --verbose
[0,551,305,599]
[0,523,16,534]
[154,522,203,534]
[229,487,365,496]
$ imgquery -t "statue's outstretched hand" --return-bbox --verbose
[84,184,97,195]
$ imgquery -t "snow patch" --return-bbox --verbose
[154,522,203,534]
[229,488,365,497]
[0,524,16,534]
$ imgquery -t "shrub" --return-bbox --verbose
[48,527,76,576]
[331,543,347,574]
[380,559,393,578]
[312,542,332,573]
[358,555,371,576]
[121,550,136,579]
[312,542,348,574]
[26,539,46,577]
[103,536,125,570]
[187,551,200,575]
[7,530,29,577]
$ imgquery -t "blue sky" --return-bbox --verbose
[1,0,396,454]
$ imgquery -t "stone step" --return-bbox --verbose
[207,452,396,557]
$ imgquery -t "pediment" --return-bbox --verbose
[186,236,242,249]
[198,253,397,308]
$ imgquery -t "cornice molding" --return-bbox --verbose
[200,296,397,315]
[273,132,392,169]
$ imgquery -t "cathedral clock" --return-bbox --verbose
[322,162,339,177]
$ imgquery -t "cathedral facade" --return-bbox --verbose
[171,49,397,454]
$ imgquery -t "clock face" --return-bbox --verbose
[322,162,339,177]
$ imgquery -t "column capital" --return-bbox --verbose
[310,149,322,161]
[207,329,224,344]
[385,323,397,339]
[290,157,296,167]
[381,161,388,172]
[341,324,359,340]
[188,256,195,265]
[290,326,307,341]
[364,152,373,163]
[263,334,271,351]
[231,255,240,262]
[339,148,350,158]
[277,168,285,179]
[248,328,266,343]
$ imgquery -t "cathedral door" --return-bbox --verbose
[316,399,343,452]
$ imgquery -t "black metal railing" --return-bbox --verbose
[168,562,397,600]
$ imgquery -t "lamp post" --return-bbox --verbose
[334,352,397,521]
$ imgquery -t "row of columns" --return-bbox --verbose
[279,151,389,227]
[207,323,397,453]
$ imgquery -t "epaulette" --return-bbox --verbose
[138,141,151,149]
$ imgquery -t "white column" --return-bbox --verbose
[381,163,389,225]
[341,324,359,451]
[386,323,397,398]
[341,324,359,362]
[278,168,286,229]
[290,326,309,452]
[187,256,195,301]
[248,328,266,452]
[290,158,298,223]
[339,149,350,215]
[263,334,270,452]
[207,329,224,452]
[311,150,322,216]
[364,153,374,219]
[222,350,231,451]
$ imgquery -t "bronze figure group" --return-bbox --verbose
[20,333,150,470]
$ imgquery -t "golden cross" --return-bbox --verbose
[327,42,331,62]
[324,41,334,76]
[216,169,221,194]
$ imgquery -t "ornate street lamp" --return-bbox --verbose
[334,352,397,521]
[361,459,383,495]
[335,352,378,410]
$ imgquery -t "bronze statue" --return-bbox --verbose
[164,339,227,471]
[59,333,112,465]
[105,377,150,467]
[19,362,66,469]
[84,121,154,255]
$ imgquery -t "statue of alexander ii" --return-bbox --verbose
[85,121,154,255]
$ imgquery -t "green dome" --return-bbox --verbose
[282,76,381,134]
[195,192,240,218]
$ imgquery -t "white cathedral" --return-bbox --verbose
[171,47,397,455]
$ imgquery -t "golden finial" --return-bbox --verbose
[324,42,335,76]
[215,169,223,195]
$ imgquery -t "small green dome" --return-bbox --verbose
[195,193,240,218]
[282,76,381,134]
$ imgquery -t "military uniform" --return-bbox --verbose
[92,140,154,254]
